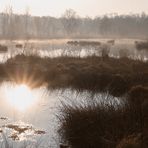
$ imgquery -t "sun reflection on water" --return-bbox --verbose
[5,84,39,111]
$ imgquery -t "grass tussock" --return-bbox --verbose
[116,134,142,148]
[67,40,101,46]
[15,44,23,48]
[135,41,148,51]
[0,44,8,52]
[107,40,115,45]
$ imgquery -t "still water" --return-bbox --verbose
[0,82,113,148]
[0,82,59,147]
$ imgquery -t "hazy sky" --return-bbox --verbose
[0,0,148,17]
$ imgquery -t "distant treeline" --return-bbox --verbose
[0,9,148,39]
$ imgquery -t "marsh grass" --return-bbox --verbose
[58,92,147,148]
[0,53,147,95]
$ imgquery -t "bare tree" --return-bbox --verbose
[1,11,8,38]
[1,5,13,39]
[24,6,31,40]
[61,9,79,36]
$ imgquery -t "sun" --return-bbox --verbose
[6,84,37,111]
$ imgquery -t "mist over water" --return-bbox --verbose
[0,39,148,63]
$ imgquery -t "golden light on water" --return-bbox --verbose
[5,84,37,111]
